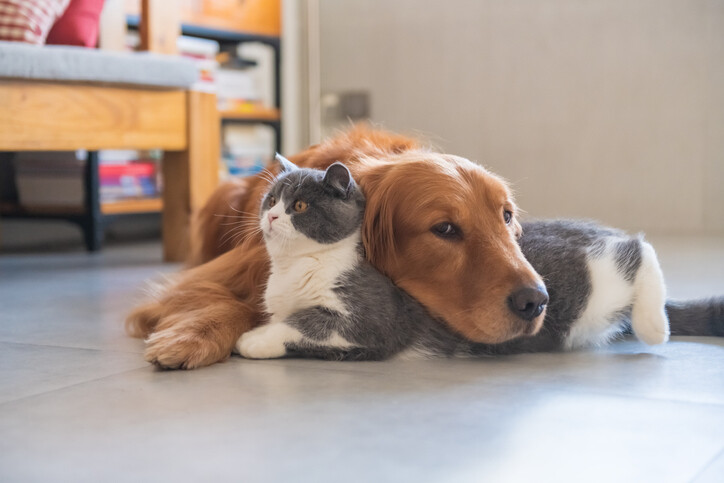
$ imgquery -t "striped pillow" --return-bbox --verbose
[0,0,70,45]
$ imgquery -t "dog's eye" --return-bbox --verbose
[268,195,276,207]
[504,210,513,225]
[431,222,461,239]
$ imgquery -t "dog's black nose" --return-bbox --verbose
[508,285,549,322]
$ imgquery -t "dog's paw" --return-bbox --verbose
[145,324,229,370]
[237,323,298,359]
[631,305,670,345]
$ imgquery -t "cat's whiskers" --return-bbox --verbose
[226,204,257,217]
[229,226,263,247]
[258,167,278,184]
[257,169,273,181]
[264,225,295,255]
[219,227,243,247]
[296,171,311,190]
[226,218,264,244]
[214,213,257,220]
[213,207,262,246]
[218,219,262,227]
[219,221,259,247]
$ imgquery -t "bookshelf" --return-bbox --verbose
[126,12,282,152]
[0,1,281,252]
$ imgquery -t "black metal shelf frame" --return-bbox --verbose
[1,152,127,251]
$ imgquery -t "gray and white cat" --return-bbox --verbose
[236,156,722,360]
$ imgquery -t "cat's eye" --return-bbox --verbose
[431,222,461,240]
[268,195,277,207]
[293,200,308,213]
[503,210,513,225]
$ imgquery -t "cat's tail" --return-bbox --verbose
[666,297,724,337]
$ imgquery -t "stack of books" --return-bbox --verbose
[177,35,219,93]
[98,150,160,202]
[217,42,273,113]
[221,125,274,179]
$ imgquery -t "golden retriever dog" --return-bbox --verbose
[126,126,546,369]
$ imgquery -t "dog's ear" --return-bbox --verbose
[359,165,397,270]
[275,153,299,173]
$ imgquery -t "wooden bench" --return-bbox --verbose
[0,3,219,262]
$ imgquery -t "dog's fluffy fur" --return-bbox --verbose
[127,125,544,369]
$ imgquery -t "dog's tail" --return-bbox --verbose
[666,297,724,336]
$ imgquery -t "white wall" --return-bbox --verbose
[282,0,311,155]
[318,0,724,235]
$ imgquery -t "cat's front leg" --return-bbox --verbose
[236,321,304,359]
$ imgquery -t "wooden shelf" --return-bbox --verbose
[220,107,280,122]
[101,197,162,215]
[0,202,84,216]
[1,198,163,217]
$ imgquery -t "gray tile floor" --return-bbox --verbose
[1,237,724,483]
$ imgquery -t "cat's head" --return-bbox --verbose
[260,155,365,255]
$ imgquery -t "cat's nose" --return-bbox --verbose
[507,284,549,322]
[268,213,279,224]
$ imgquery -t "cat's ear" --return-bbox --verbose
[323,162,353,198]
[275,153,299,173]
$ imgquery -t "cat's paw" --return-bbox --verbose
[631,305,670,345]
[237,323,300,359]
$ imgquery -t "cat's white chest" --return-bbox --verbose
[264,235,360,321]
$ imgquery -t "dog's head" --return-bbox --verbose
[357,152,548,343]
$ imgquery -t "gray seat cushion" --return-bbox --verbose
[0,41,197,88]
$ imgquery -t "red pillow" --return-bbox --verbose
[0,0,70,44]
[46,0,104,47]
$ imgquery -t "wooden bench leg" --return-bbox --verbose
[162,91,219,262]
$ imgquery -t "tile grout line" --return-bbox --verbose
[0,339,145,355]
[0,364,151,409]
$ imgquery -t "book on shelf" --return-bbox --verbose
[13,151,161,209]
[177,35,220,93]
[100,162,158,202]
[98,150,160,202]
[222,124,275,178]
